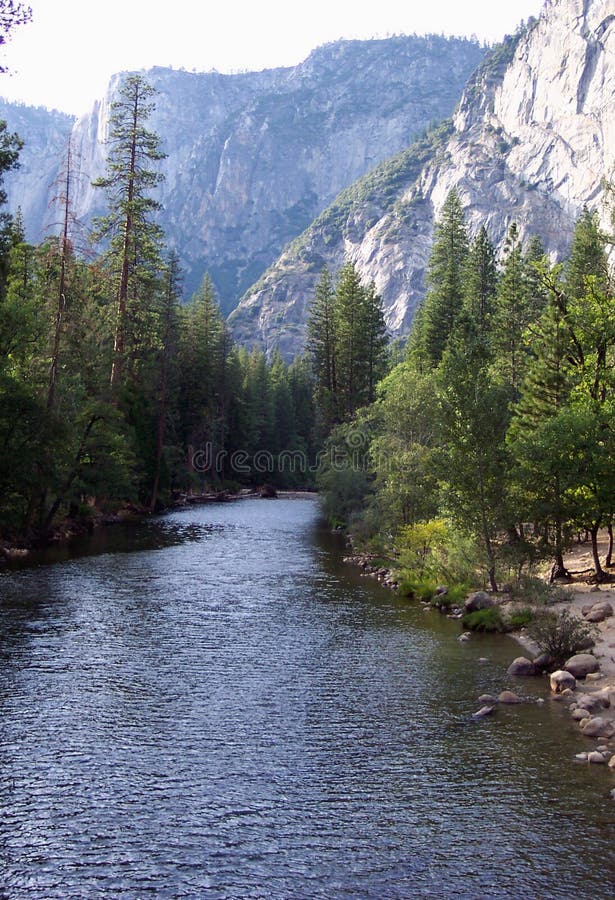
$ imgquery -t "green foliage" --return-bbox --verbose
[526,609,597,667]
[506,608,534,629]
[462,607,505,633]
[306,260,388,431]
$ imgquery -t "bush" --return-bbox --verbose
[396,574,437,602]
[506,607,534,629]
[462,607,505,633]
[526,609,598,667]
[510,575,574,606]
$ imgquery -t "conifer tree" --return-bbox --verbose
[462,225,497,331]
[419,189,469,366]
[92,74,167,390]
[306,266,337,431]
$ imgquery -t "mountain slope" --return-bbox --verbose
[0,35,485,313]
[229,0,615,356]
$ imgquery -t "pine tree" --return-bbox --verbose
[419,189,469,366]
[306,267,337,431]
[462,225,497,331]
[507,287,577,578]
[491,223,538,400]
[92,74,167,390]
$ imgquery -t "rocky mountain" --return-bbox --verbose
[0,101,74,236]
[229,0,615,358]
[0,35,485,313]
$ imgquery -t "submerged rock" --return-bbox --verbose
[472,705,495,719]
[499,690,522,705]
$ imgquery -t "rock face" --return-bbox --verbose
[0,36,484,315]
[0,101,74,233]
[230,0,615,357]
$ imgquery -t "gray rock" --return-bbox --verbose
[458,632,472,642]
[506,656,538,676]
[576,693,609,713]
[533,653,554,673]
[587,751,607,764]
[571,707,590,721]
[580,717,615,738]
[584,602,614,623]
[564,654,600,678]
[472,705,495,719]
[464,591,496,613]
[478,694,497,705]
[550,670,577,693]
[499,690,522,705]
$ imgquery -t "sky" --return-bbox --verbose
[0,0,544,116]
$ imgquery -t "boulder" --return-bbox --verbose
[506,656,538,676]
[609,756,615,770]
[564,654,600,678]
[580,716,615,738]
[571,707,590,721]
[550,670,576,693]
[464,591,495,613]
[499,690,522,704]
[458,632,471,642]
[584,602,614,623]
[576,693,609,713]
[533,653,554,673]
[587,751,607,764]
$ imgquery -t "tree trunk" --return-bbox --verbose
[590,523,606,582]
[606,522,613,568]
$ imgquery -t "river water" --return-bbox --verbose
[0,498,614,899]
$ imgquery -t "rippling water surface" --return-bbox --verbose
[1,498,614,899]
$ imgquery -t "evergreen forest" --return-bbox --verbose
[1,71,614,600]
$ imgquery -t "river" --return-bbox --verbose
[0,497,614,898]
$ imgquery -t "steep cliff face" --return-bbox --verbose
[230,0,615,356]
[0,102,74,236]
[0,35,484,314]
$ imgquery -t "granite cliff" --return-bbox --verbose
[0,35,484,314]
[229,0,615,357]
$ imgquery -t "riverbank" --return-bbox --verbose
[343,534,615,792]
[0,487,319,566]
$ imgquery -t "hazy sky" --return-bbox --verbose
[0,0,544,115]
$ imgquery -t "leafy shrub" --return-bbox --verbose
[506,608,534,629]
[510,575,574,606]
[395,574,437,602]
[526,609,598,667]
[462,607,505,633]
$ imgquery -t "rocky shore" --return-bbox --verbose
[342,542,615,801]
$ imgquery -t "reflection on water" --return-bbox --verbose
[0,498,614,899]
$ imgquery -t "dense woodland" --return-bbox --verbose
[0,75,325,539]
[312,189,615,592]
[1,68,614,598]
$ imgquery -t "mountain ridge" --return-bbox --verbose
[229,0,615,357]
